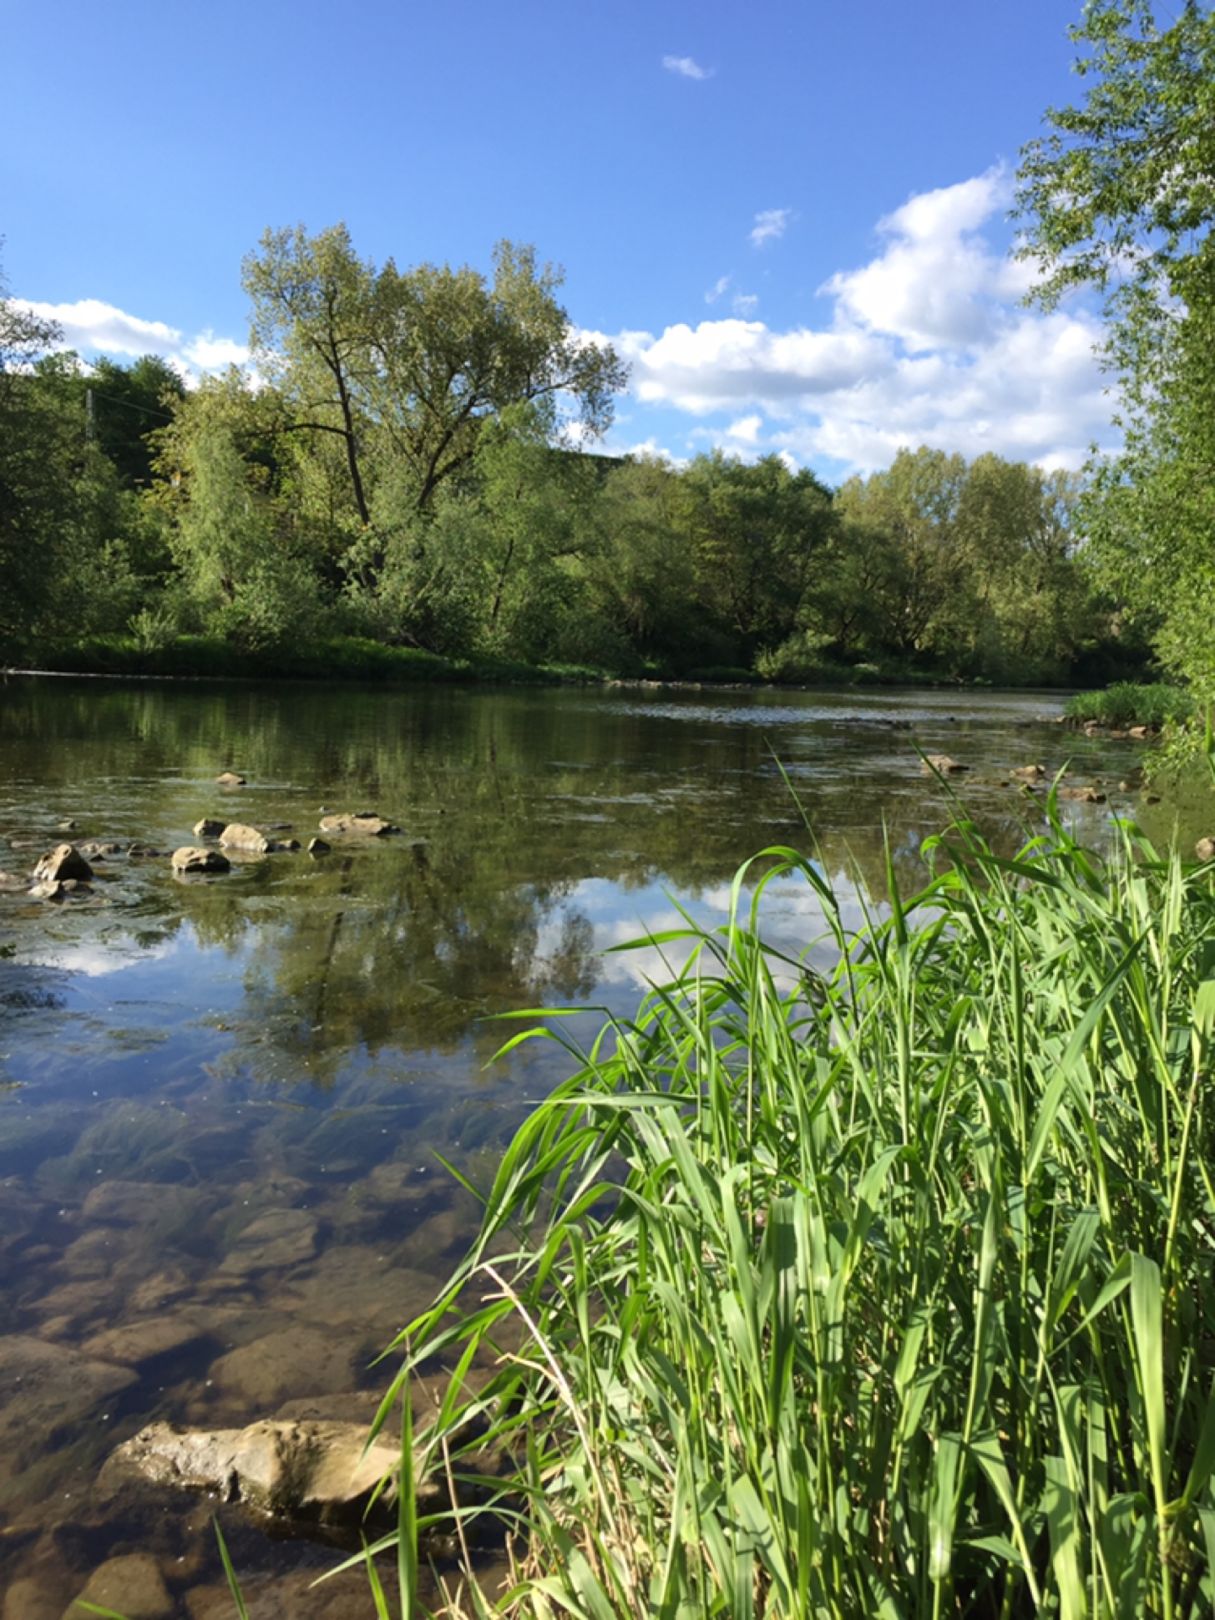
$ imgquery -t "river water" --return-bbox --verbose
[0,675,1173,1615]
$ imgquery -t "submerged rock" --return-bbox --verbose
[318,811,401,836]
[171,846,230,874]
[108,1417,424,1529]
[64,1553,173,1620]
[31,843,93,883]
[192,817,226,839]
[219,1207,318,1276]
[0,1337,136,1468]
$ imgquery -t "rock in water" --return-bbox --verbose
[307,837,331,855]
[31,843,93,883]
[921,755,968,776]
[171,846,231,874]
[64,1553,173,1620]
[215,771,246,786]
[1011,764,1046,781]
[318,811,401,836]
[108,1418,430,1529]
[1058,785,1107,803]
[192,817,226,839]
[218,822,274,853]
[1197,836,1215,861]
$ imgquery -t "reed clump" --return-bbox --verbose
[379,806,1215,1618]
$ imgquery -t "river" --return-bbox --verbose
[0,675,1178,1614]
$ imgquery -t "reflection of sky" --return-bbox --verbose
[535,868,881,1002]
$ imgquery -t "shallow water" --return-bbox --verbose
[0,675,1180,1613]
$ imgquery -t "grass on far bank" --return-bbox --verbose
[369,797,1215,1618]
[1063,680,1195,730]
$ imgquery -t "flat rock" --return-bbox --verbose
[218,822,273,854]
[219,1207,318,1276]
[82,1178,211,1229]
[192,818,226,839]
[0,1336,136,1466]
[63,1553,173,1620]
[215,771,246,786]
[318,811,401,836]
[206,1327,355,1408]
[109,1416,425,1529]
[171,846,230,874]
[31,844,93,883]
[82,1309,222,1368]
[921,755,968,776]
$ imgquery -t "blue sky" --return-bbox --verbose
[3,1,1115,480]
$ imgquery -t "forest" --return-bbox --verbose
[0,228,1145,689]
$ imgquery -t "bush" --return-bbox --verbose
[1064,680,1195,729]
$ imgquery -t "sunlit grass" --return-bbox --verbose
[377,798,1215,1617]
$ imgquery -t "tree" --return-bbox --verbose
[241,225,627,593]
[87,355,185,487]
[1014,0,1215,700]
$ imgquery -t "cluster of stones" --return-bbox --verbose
[170,773,401,875]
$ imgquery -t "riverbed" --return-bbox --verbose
[0,676,1182,1614]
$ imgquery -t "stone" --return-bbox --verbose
[219,1207,318,1276]
[27,881,67,901]
[215,771,246,786]
[82,1178,210,1229]
[78,840,123,858]
[307,837,331,856]
[109,1417,430,1529]
[4,1573,70,1620]
[31,844,93,883]
[921,755,968,776]
[1128,724,1152,739]
[171,846,231,874]
[1011,764,1045,781]
[55,820,78,832]
[192,818,226,839]
[82,1309,222,1368]
[206,1328,355,1408]
[0,1336,136,1469]
[218,823,273,854]
[64,1553,173,1620]
[1058,785,1107,803]
[318,811,401,836]
[1197,836,1215,862]
[127,843,161,858]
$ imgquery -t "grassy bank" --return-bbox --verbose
[373,805,1215,1617]
[1063,681,1195,730]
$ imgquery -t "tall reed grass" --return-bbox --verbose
[374,802,1215,1618]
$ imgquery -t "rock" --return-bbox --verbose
[1128,724,1152,739]
[218,822,274,854]
[307,837,331,856]
[27,880,67,901]
[78,840,123,858]
[171,846,230,874]
[192,818,226,839]
[0,1337,136,1469]
[219,1207,318,1276]
[55,820,78,832]
[277,838,301,852]
[127,843,161,858]
[921,755,968,776]
[31,843,93,883]
[318,811,401,836]
[215,771,246,786]
[1011,764,1045,781]
[207,1327,354,1408]
[109,1416,425,1530]
[82,1178,210,1229]
[1197,836,1215,861]
[63,1554,174,1620]
[1058,785,1107,803]
[82,1310,221,1368]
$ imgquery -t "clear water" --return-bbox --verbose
[0,675,1172,1611]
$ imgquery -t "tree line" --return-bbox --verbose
[0,215,1160,686]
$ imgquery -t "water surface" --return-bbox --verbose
[0,676,1164,1611]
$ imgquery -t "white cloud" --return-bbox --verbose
[705,274,731,304]
[595,171,1114,475]
[11,296,249,379]
[663,54,713,80]
[732,292,759,315]
[750,208,792,249]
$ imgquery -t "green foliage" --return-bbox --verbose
[1063,681,1195,729]
[1016,0,1215,705]
[386,814,1215,1616]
